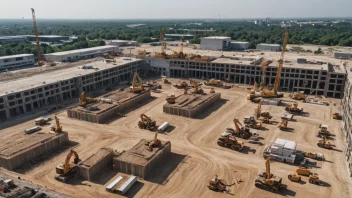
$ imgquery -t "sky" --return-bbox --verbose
[1,0,351,19]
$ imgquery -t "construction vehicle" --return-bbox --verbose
[333,113,342,120]
[217,132,244,151]
[173,81,188,89]
[309,173,320,185]
[210,88,215,93]
[285,102,303,114]
[166,94,176,104]
[204,79,230,88]
[317,136,332,149]
[162,76,171,84]
[247,81,258,100]
[207,174,236,192]
[189,79,204,94]
[287,172,301,182]
[304,152,324,161]
[79,91,97,107]
[51,116,62,133]
[55,150,81,183]
[254,99,272,123]
[260,60,272,90]
[138,113,156,130]
[228,118,252,139]
[31,8,43,66]
[154,28,168,58]
[255,157,282,193]
[35,117,51,126]
[289,91,307,100]
[248,131,260,144]
[277,119,288,130]
[243,116,262,129]
[318,124,331,137]
[145,131,161,151]
[130,72,144,93]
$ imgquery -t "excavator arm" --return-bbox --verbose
[54,116,62,132]
[131,72,144,92]
[233,119,242,133]
[265,157,271,179]
[255,99,262,119]
[273,29,289,93]
[63,150,80,174]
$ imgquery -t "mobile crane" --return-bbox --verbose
[255,157,282,193]
[130,72,144,93]
[55,150,81,183]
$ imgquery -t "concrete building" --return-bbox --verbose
[164,34,194,40]
[334,52,352,59]
[0,36,26,45]
[231,42,249,50]
[0,57,144,120]
[108,40,138,47]
[25,35,70,43]
[342,73,352,179]
[0,54,35,71]
[44,45,118,62]
[200,36,231,50]
[146,56,347,98]
[256,43,281,51]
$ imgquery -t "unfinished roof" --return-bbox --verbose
[44,45,117,56]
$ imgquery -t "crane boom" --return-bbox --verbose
[31,8,42,66]
[273,29,289,93]
[160,28,165,54]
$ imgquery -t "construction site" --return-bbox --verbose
[0,28,352,198]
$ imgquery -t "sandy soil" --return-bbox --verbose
[0,78,351,198]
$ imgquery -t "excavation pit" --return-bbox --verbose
[67,89,151,123]
[163,93,221,118]
[0,132,69,170]
[113,140,171,179]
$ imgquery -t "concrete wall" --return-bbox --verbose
[342,78,352,179]
[0,132,69,170]
[0,54,35,71]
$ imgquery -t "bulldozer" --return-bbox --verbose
[55,150,81,183]
[190,79,204,94]
[173,81,188,89]
[243,116,262,129]
[304,152,324,161]
[277,119,288,130]
[79,91,97,107]
[51,116,62,133]
[285,102,303,114]
[317,136,332,149]
[35,117,51,126]
[138,113,156,130]
[255,157,282,193]
[227,118,252,139]
[145,131,161,151]
[217,132,244,151]
[289,91,307,100]
[162,76,171,84]
[318,124,331,137]
[207,174,236,192]
[130,72,144,93]
[333,113,342,120]
[166,94,176,104]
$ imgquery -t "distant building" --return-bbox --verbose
[200,36,231,50]
[164,34,194,40]
[256,43,281,51]
[108,40,138,47]
[25,35,70,43]
[0,54,35,71]
[334,52,352,59]
[0,36,26,45]
[44,45,118,62]
[231,42,249,50]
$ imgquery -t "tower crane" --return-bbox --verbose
[160,28,165,55]
[30,8,42,66]
[180,36,185,55]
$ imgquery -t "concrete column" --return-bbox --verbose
[5,109,10,119]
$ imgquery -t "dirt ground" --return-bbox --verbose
[0,78,351,198]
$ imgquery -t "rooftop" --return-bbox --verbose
[165,34,194,37]
[26,35,68,38]
[231,41,249,44]
[0,57,141,96]
[44,45,117,56]
[0,36,25,40]
[202,36,231,40]
[258,43,281,47]
[0,54,34,59]
[211,57,258,65]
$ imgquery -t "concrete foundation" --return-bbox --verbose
[0,132,69,170]
[67,90,151,123]
[163,93,221,118]
[78,148,114,181]
[113,140,171,179]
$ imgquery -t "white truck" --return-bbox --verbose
[24,126,42,134]
[263,138,297,164]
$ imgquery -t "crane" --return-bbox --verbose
[130,72,144,93]
[55,150,81,183]
[262,29,289,98]
[180,36,185,55]
[260,60,272,90]
[160,28,165,55]
[30,8,42,66]
[255,99,262,119]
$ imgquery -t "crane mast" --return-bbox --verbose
[31,8,42,66]
[273,29,289,93]
[160,28,165,54]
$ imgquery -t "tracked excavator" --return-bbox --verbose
[317,136,332,149]
[210,88,215,93]
[173,81,188,89]
[79,91,97,107]
[255,99,272,123]
[145,131,161,151]
[166,94,176,104]
[130,72,144,93]
[227,119,252,139]
[35,117,51,126]
[285,102,303,114]
[255,157,282,193]
[189,79,204,94]
[243,116,262,129]
[138,113,156,130]
[51,116,62,133]
[278,119,288,130]
[289,91,307,100]
[55,150,81,183]
[207,174,236,192]
[217,132,244,151]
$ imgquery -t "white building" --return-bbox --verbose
[256,43,281,51]
[108,40,138,47]
[200,36,231,50]
[264,138,297,164]
[0,54,35,71]
[44,45,118,62]
[231,42,249,50]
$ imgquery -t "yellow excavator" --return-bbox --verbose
[207,174,236,192]
[130,72,144,93]
[51,116,62,133]
[255,99,271,123]
[278,119,288,130]
[79,91,97,107]
[217,132,244,151]
[55,150,81,183]
[247,81,258,100]
[243,116,262,129]
[190,79,204,94]
[285,102,303,114]
[173,81,188,89]
[227,119,252,139]
[138,113,156,130]
[260,60,272,90]
[255,157,282,193]
[166,94,176,104]
[289,91,307,100]
[162,76,171,84]
[317,136,332,149]
[210,88,215,93]
[145,131,161,151]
